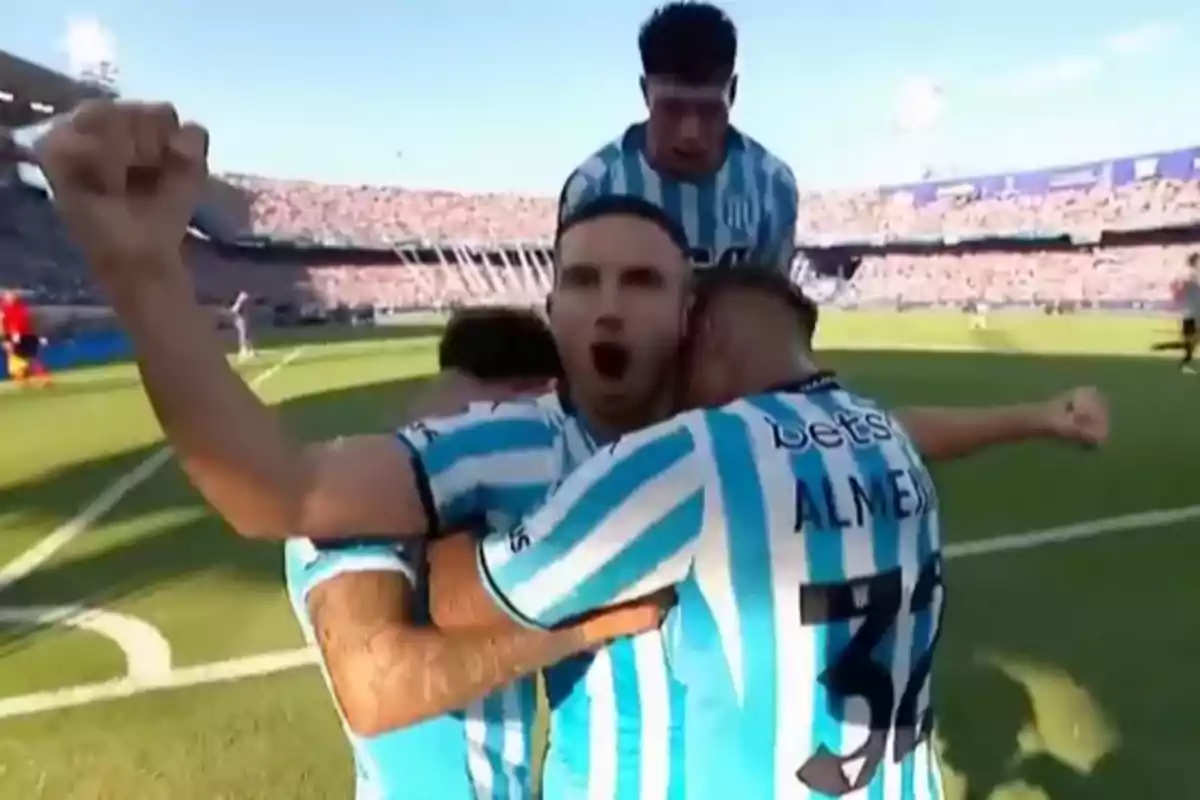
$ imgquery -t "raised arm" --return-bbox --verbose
[32,101,439,540]
[895,386,1109,462]
[477,418,706,630]
[301,538,662,736]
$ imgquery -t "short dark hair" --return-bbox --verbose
[639,2,737,84]
[439,307,562,381]
[691,267,819,341]
[555,194,690,256]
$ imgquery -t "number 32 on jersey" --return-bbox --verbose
[796,555,946,796]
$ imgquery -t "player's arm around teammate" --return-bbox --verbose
[304,544,664,735]
[302,308,668,734]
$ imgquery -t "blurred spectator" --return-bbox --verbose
[3,145,1200,312]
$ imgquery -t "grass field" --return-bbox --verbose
[1,310,1198,799]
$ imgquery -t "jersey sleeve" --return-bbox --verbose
[767,163,799,270]
[395,401,558,534]
[476,415,707,629]
[286,537,416,601]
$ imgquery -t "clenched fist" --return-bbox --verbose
[1042,385,1109,448]
[33,100,209,278]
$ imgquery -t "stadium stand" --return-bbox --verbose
[2,48,1199,320]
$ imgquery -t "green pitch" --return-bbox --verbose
[0,311,1197,799]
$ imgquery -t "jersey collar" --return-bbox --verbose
[762,370,840,396]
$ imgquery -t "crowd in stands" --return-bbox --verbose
[800,178,1200,242]
[2,145,1199,312]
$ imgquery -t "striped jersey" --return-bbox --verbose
[558,123,798,271]
[478,375,947,800]
[284,537,538,799]
[397,393,684,799]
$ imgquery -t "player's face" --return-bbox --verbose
[549,215,690,428]
[643,77,733,176]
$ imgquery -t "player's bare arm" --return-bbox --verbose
[895,386,1109,461]
[308,565,663,736]
[34,101,436,541]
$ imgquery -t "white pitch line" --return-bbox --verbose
[944,503,1200,560]
[0,647,318,720]
[0,346,306,593]
[0,605,172,681]
[0,501,1197,722]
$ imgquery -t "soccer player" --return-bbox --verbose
[476,267,945,798]
[1177,254,1199,374]
[38,102,1109,798]
[229,290,255,361]
[559,2,798,271]
[285,306,664,799]
[0,290,51,387]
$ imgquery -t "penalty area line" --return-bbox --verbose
[0,501,1196,721]
[0,346,307,593]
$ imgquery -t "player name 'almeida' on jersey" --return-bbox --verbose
[478,374,948,800]
[559,123,799,271]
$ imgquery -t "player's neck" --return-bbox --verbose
[643,134,724,181]
[738,348,822,397]
[573,393,673,445]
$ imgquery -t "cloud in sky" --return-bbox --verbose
[1104,21,1174,56]
[60,16,118,77]
[893,76,944,133]
[998,20,1174,98]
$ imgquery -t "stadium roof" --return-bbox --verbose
[880,144,1200,207]
[0,50,113,129]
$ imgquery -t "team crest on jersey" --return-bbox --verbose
[721,194,759,234]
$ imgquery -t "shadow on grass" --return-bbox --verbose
[1,346,1197,795]
[0,373,437,652]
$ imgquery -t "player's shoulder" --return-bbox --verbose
[399,396,558,438]
[564,124,641,184]
[730,127,797,188]
[599,409,704,469]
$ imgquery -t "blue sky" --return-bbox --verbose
[2,0,1198,193]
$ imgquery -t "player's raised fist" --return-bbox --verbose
[33,100,209,276]
[1044,385,1109,448]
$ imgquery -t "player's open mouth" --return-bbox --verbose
[590,342,631,380]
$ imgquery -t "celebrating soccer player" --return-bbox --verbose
[36,101,1111,799]
[559,2,798,271]
[285,307,667,799]
[473,267,947,799]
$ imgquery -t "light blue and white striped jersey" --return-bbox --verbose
[478,376,947,800]
[558,123,798,271]
[397,394,686,800]
[284,537,538,800]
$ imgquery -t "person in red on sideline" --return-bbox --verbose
[1,290,51,387]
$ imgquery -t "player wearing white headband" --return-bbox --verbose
[558,2,797,272]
